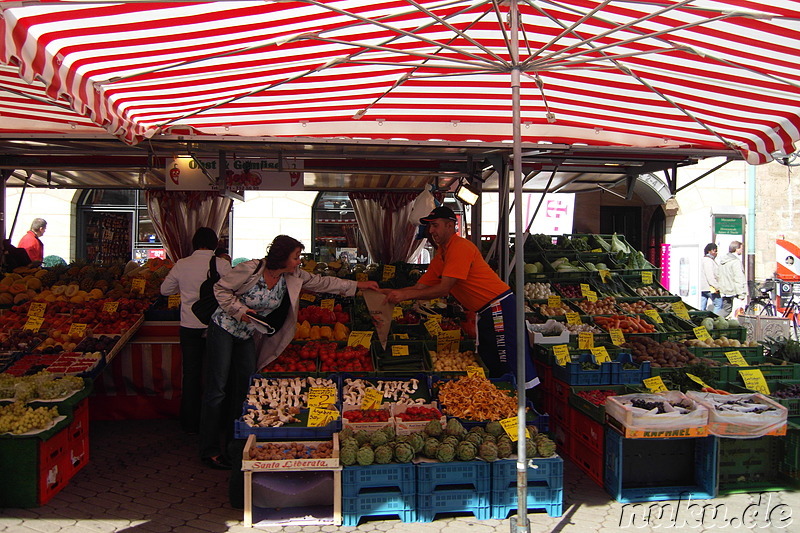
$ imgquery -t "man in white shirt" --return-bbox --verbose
[160,228,232,438]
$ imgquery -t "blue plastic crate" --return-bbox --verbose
[491,456,564,491]
[604,427,717,503]
[341,491,416,527]
[551,352,615,385]
[416,488,491,522]
[490,485,563,519]
[611,352,651,385]
[416,459,491,493]
[341,463,415,497]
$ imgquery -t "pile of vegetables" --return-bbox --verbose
[762,336,800,363]
[617,300,656,313]
[623,337,699,368]
[430,348,479,371]
[575,296,618,315]
[249,441,334,460]
[528,302,573,316]
[594,315,656,334]
[435,375,518,421]
[523,282,555,299]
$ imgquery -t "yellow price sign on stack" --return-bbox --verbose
[320,299,335,311]
[578,331,594,350]
[580,283,591,296]
[739,369,770,395]
[671,301,691,320]
[307,407,339,427]
[553,344,571,366]
[103,301,119,313]
[599,269,612,283]
[68,323,87,337]
[301,293,316,302]
[693,326,712,342]
[167,294,181,309]
[565,312,582,325]
[437,329,460,352]
[466,365,486,378]
[382,265,396,281]
[686,373,711,389]
[725,351,749,367]
[23,316,44,332]
[361,388,383,410]
[356,272,368,282]
[644,309,663,323]
[547,294,562,308]
[609,328,625,346]
[641,271,654,284]
[425,317,444,337]
[643,376,668,393]
[28,302,46,317]
[131,278,146,294]
[499,417,530,442]
[348,331,373,348]
[391,345,410,357]
[586,291,598,303]
[392,306,404,321]
[591,346,611,363]
[307,387,338,409]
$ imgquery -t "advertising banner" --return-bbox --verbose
[166,156,304,191]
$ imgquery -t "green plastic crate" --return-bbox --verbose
[720,359,800,383]
[568,385,630,424]
[717,435,793,494]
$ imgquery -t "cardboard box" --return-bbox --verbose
[241,433,340,471]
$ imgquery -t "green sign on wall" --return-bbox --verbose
[714,216,744,235]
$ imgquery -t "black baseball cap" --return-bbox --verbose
[420,206,457,224]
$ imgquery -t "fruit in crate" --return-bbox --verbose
[430,348,477,371]
[297,304,350,325]
[319,345,372,372]
[343,409,390,423]
[248,441,334,460]
[395,309,420,325]
[394,405,442,421]
[0,402,60,434]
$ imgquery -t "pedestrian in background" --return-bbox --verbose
[700,243,723,315]
[18,218,46,264]
[160,227,232,436]
[718,240,746,318]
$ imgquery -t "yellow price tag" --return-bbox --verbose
[348,331,373,348]
[725,350,749,367]
[392,306,403,321]
[671,301,690,320]
[466,365,486,378]
[131,278,146,294]
[641,271,654,284]
[578,331,594,350]
[321,299,335,311]
[308,407,338,427]
[739,369,770,395]
[644,309,663,323]
[393,333,410,340]
[553,344,570,366]
[586,291,598,303]
[599,269,612,283]
[23,316,44,332]
[356,272,368,282]
[437,329,461,353]
[643,376,668,393]
[424,317,444,337]
[591,248,603,253]
[301,293,316,302]
[303,259,317,272]
[391,345,410,357]
[566,312,581,325]
[547,294,562,308]
[28,302,46,317]
[693,326,712,341]
[686,373,711,389]
[591,346,611,363]
[609,328,625,346]
[68,323,87,337]
[580,283,591,297]
[103,301,119,313]
[499,417,530,442]
[167,294,181,309]
[307,387,337,409]
[382,265,396,281]
[361,388,383,410]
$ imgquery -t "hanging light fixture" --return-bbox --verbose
[455,180,480,205]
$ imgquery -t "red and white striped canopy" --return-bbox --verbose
[2,0,799,164]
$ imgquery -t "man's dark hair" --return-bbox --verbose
[192,227,219,251]
[704,243,717,255]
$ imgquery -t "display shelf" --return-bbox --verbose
[244,469,342,528]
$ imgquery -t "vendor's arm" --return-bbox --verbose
[385,277,457,304]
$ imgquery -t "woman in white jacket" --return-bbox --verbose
[198,235,379,469]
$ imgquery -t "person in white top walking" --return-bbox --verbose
[160,228,232,436]
[700,243,723,315]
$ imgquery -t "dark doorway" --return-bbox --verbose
[645,207,666,267]
[600,206,642,251]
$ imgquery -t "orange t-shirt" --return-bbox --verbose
[417,234,509,312]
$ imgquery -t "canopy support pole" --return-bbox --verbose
[510,0,529,532]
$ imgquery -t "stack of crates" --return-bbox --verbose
[490,456,563,519]
[341,463,417,526]
[415,460,491,522]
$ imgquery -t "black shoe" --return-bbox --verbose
[202,455,232,470]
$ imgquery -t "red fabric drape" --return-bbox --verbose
[145,190,232,261]
[349,191,424,264]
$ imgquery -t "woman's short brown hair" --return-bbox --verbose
[265,235,304,269]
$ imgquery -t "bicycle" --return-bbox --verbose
[779,291,800,341]
[744,279,777,316]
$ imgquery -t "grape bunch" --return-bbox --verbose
[773,384,800,399]
[0,402,59,434]
[630,399,667,413]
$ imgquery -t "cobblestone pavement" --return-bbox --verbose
[1,419,799,533]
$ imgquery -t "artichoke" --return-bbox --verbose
[381,425,396,441]
[369,430,389,447]
[424,419,443,438]
[525,438,537,458]
[435,442,456,462]
[456,441,478,461]
[497,439,514,459]
[445,418,467,438]
[356,446,375,466]
[408,432,425,454]
[482,434,497,445]
[422,437,441,459]
[374,445,393,464]
[479,441,499,462]
[463,432,483,447]
[485,421,504,437]
[340,445,357,466]
[394,442,414,463]
[354,430,370,447]
[442,435,460,448]
[534,434,557,458]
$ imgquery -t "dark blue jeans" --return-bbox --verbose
[199,322,256,460]
[179,326,206,434]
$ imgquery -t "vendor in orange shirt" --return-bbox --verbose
[385,206,539,389]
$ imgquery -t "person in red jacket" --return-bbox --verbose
[17,218,47,263]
